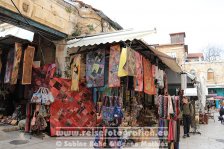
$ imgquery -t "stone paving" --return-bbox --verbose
[0,113,223,149]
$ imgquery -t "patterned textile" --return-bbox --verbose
[22,46,35,84]
[167,96,174,118]
[71,54,81,91]
[164,72,168,94]
[152,64,156,78]
[143,57,156,95]
[118,47,128,77]
[134,52,143,91]
[49,78,96,136]
[118,47,136,77]
[11,43,23,84]
[86,49,105,87]
[4,49,14,83]
[32,64,56,93]
[164,96,168,118]
[108,45,121,87]
[124,47,136,76]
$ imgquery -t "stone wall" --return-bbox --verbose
[184,61,224,85]
[156,44,186,67]
[0,0,117,35]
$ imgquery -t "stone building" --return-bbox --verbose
[156,32,224,98]
[0,0,122,77]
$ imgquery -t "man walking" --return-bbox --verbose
[182,97,193,138]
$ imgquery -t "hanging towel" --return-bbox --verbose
[71,54,81,91]
[108,45,121,87]
[22,46,35,84]
[134,51,143,91]
[167,96,174,118]
[11,43,23,84]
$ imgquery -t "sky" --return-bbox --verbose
[82,0,224,53]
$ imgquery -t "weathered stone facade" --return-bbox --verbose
[184,61,224,87]
[0,0,118,35]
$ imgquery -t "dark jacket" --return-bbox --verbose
[183,103,193,116]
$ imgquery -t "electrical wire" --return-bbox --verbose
[10,0,102,46]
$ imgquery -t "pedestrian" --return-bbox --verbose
[182,97,193,138]
[218,101,224,123]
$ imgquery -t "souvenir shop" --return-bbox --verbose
[66,35,182,149]
[0,34,57,137]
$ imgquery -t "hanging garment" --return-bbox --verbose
[86,49,105,88]
[11,43,23,84]
[168,120,174,142]
[158,69,164,89]
[143,57,156,95]
[167,96,174,118]
[71,54,81,91]
[22,46,35,84]
[164,72,168,94]
[164,96,168,118]
[108,45,121,87]
[4,49,14,83]
[152,64,156,78]
[118,47,128,77]
[134,51,143,91]
[124,47,136,76]
[118,47,136,77]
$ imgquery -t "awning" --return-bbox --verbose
[0,23,34,42]
[149,47,182,73]
[67,29,156,48]
[67,29,182,73]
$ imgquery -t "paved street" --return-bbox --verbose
[179,113,224,149]
[0,113,223,149]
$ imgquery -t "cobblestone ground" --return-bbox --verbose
[0,113,223,149]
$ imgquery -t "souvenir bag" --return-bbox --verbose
[108,96,115,122]
[41,87,54,105]
[102,96,114,122]
[31,88,42,103]
[39,105,48,117]
[113,96,123,119]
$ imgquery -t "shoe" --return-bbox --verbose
[183,135,187,138]
[187,134,190,137]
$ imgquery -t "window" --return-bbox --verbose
[190,69,196,76]
[207,68,214,80]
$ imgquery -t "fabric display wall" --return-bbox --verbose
[158,95,180,149]
[49,78,96,136]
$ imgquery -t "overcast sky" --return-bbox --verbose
[82,0,224,53]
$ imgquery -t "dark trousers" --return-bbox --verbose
[183,115,191,135]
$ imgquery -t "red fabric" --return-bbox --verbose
[25,103,32,132]
[32,64,56,90]
[134,52,143,92]
[168,120,174,142]
[143,57,156,95]
[49,78,96,136]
